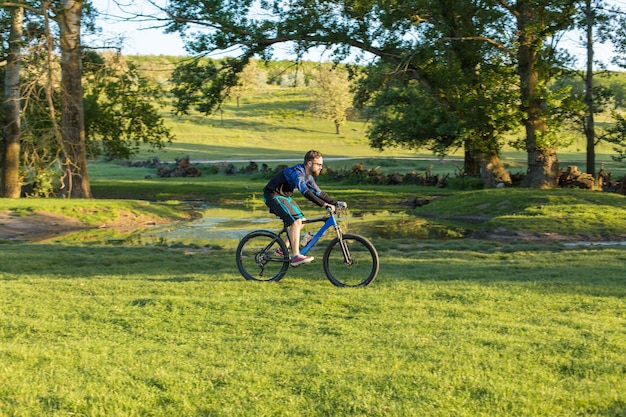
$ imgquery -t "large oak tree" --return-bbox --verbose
[161,0,579,187]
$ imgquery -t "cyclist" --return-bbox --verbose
[263,150,343,266]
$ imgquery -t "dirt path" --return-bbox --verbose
[0,210,169,241]
[0,211,87,241]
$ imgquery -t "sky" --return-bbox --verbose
[89,0,324,60]
[89,0,623,69]
[90,0,187,56]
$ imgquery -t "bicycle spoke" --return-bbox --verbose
[236,231,289,282]
[323,234,379,287]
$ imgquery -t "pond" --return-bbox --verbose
[115,205,470,247]
[27,205,470,245]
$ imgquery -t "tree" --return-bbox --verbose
[83,51,174,160]
[55,0,91,197]
[605,112,626,162]
[1,0,91,197]
[170,57,247,115]
[600,3,626,163]
[162,0,521,185]
[2,0,172,197]
[309,64,353,134]
[582,0,598,175]
[499,0,578,188]
[1,4,23,198]
[161,0,585,187]
[1,1,64,197]
[228,60,262,107]
[565,0,616,176]
[610,2,626,69]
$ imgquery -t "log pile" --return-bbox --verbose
[157,156,201,178]
[558,166,595,189]
[598,168,626,195]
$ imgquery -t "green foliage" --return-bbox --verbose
[160,0,525,172]
[170,57,248,114]
[359,76,461,154]
[550,76,616,145]
[446,175,485,190]
[355,56,520,159]
[83,52,174,160]
[19,165,59,198]
[228,60,264,106]
[308,64,354,134]
[605,112,626,162]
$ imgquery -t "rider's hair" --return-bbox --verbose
[304,150,322,164]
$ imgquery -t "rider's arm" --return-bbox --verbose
[301,177,337,207]
[302,188,335,207]
[287,165,338,208]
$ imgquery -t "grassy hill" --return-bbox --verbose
[115,56,626,180]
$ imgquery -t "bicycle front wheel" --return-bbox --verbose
[236,230,289,282]
[323,234,379,287]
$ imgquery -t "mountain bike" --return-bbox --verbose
[235,206,379,287]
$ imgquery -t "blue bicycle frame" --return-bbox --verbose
[299,214,340,256]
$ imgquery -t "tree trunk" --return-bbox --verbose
[464,139,481,177]
[479,151,512,188]
[523,146,559,188]
[584,0,596,176]
[1,6,24,199]
[516,1,560,188]
[57,0,92,198]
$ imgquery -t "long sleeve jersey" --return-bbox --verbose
[263,164,337,207]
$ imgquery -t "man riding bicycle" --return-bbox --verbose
[263,150,345,267]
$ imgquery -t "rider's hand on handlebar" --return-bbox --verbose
[324,203,336,214]
[336,201,348,209]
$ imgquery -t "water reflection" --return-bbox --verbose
[121,207,468,246]
[28,205,468,245]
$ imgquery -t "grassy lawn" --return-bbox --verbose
[2,85,626,416]
[1,238,625,416]
[135,86,626,178]
[2,179,626,415]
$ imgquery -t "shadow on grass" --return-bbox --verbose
[0,243,232,281]
[2,242,625,299]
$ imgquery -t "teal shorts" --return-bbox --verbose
[264,194,305,226]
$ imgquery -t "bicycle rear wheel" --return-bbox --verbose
[323,234,379,287]
[236,230,289,282]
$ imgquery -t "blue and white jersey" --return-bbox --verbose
[263,164,335,207]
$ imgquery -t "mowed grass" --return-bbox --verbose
[3,84,626,415]
[145,86,421,163]
[135,85,626,178]
[2,238,626,416]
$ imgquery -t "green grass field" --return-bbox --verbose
[2,182,626,416]
[2,86,626,416]
[2,237,626,416]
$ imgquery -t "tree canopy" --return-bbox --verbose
[1,0,174,197]
[161,0,602,187]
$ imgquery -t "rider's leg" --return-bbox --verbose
[288,218,303,256]
[265,195,306,257]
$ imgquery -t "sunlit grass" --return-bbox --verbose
[3,81,626,414]
[417,188,626,238]
[0,198,187,227]
[2,241,625,416]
